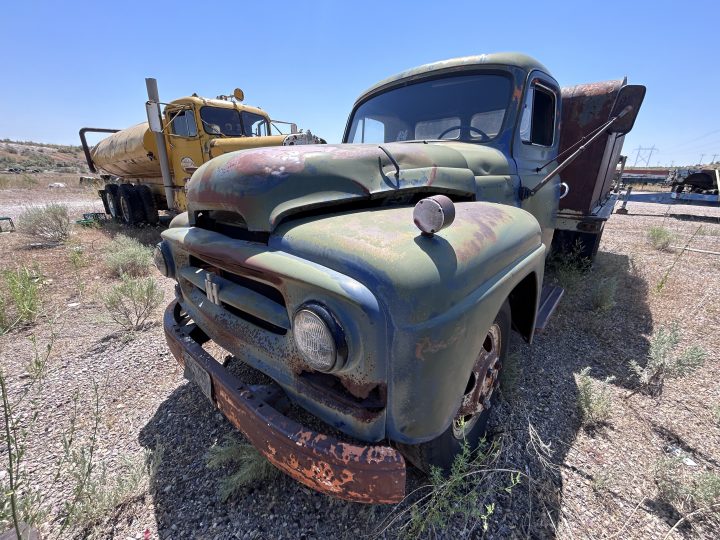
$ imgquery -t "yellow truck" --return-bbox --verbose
[79,79,323,224]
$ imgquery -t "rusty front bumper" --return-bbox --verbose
[163,300,406,504]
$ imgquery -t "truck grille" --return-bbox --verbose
[182,255,289,335]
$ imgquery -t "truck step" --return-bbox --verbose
[535,285,564,332]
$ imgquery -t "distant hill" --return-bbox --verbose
[0,139,88,174]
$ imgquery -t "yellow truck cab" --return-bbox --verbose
[80,84,323,224]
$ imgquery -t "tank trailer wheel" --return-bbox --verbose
[136,185,159,225]
[104,184,121,221]
[118,184,145,225]
[401,300,511,474]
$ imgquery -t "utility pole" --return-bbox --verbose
[712,154,718,163]
[631,146,658,168]
[700,153,705,164]
[632,146,643,167]
[645,145,656,167]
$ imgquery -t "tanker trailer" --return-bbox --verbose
[80,80,324,225]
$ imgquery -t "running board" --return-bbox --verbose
[535,285,564,332]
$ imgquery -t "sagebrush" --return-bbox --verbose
[576,367,615,428]
[2,266,42,327]
[376,436,521,538]
[103,235,153,277]
[17,204,72,242]
[647,226,672,251]
[206,436,279,501]
[104,276,162,330]
[591,276,617,312]
[630,324,705,396]
[654,458,720,512]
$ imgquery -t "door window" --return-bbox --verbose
[519,83,556,146]
[169,109,198,137]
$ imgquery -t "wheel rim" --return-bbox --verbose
[107,194,118,218]
[452,323,502,440]
[119,196,131,223]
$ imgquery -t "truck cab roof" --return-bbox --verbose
[168,96,270,120]
[355,52,551,106]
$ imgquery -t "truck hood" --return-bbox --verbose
[186,142,511,232]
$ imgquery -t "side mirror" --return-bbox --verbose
[609,84,646,134]
[207,124,222,135]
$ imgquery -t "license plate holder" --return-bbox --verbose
[183,352,213,403]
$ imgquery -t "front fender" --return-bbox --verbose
[275,201,544,443]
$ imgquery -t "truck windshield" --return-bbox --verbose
[346,73,512,144]
[199,107,270,137]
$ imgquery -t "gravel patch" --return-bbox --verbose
[1,189,718,539]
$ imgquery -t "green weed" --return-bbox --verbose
[206,436,279,502]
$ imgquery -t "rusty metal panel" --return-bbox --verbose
[163,301,406,504]
[558,80,624,213]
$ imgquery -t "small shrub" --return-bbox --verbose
[0,293,8,333]
[577,367,615,428]
[3,266,42,324]
[104,276,162,330]
[548,240,591,294]
[26,328,56,382]
[591,469,614,493]
[103,235,153,277]
[690,472,720,509]
[648,226,672,251]
[654,457,685,504]
[630,324,706,396]
[380,438,520,538]
[654,459,720,512]
[67,246,87,270]
[591,276,617,312]
[17,204,71,243]
[206,436,279,501]
[713,404,720,427]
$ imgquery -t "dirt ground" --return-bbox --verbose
[0,180,719,539]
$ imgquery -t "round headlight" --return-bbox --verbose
[292,305,346,372]
[153,241,175,279]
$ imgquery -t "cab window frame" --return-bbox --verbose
[519,80,558,147]
[167,108,199,138]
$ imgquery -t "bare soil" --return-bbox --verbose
[1,181,719,539]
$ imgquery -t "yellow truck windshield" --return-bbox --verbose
[199,107,269,137]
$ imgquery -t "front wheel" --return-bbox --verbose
[401,300,511,474]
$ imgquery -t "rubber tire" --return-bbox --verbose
[104,184,121,220]
[136,185,159,225]
[118,184,145,225]
[401,300,511,474]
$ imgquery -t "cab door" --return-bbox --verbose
[513,73,562,250]
[164,106,205,212]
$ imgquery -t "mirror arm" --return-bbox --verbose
[520,106,632,201]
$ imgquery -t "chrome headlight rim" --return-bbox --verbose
[292,302,347,372]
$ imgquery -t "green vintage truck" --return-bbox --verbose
[155,53,645,503]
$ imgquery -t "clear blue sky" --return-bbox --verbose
[2,0,719,167]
